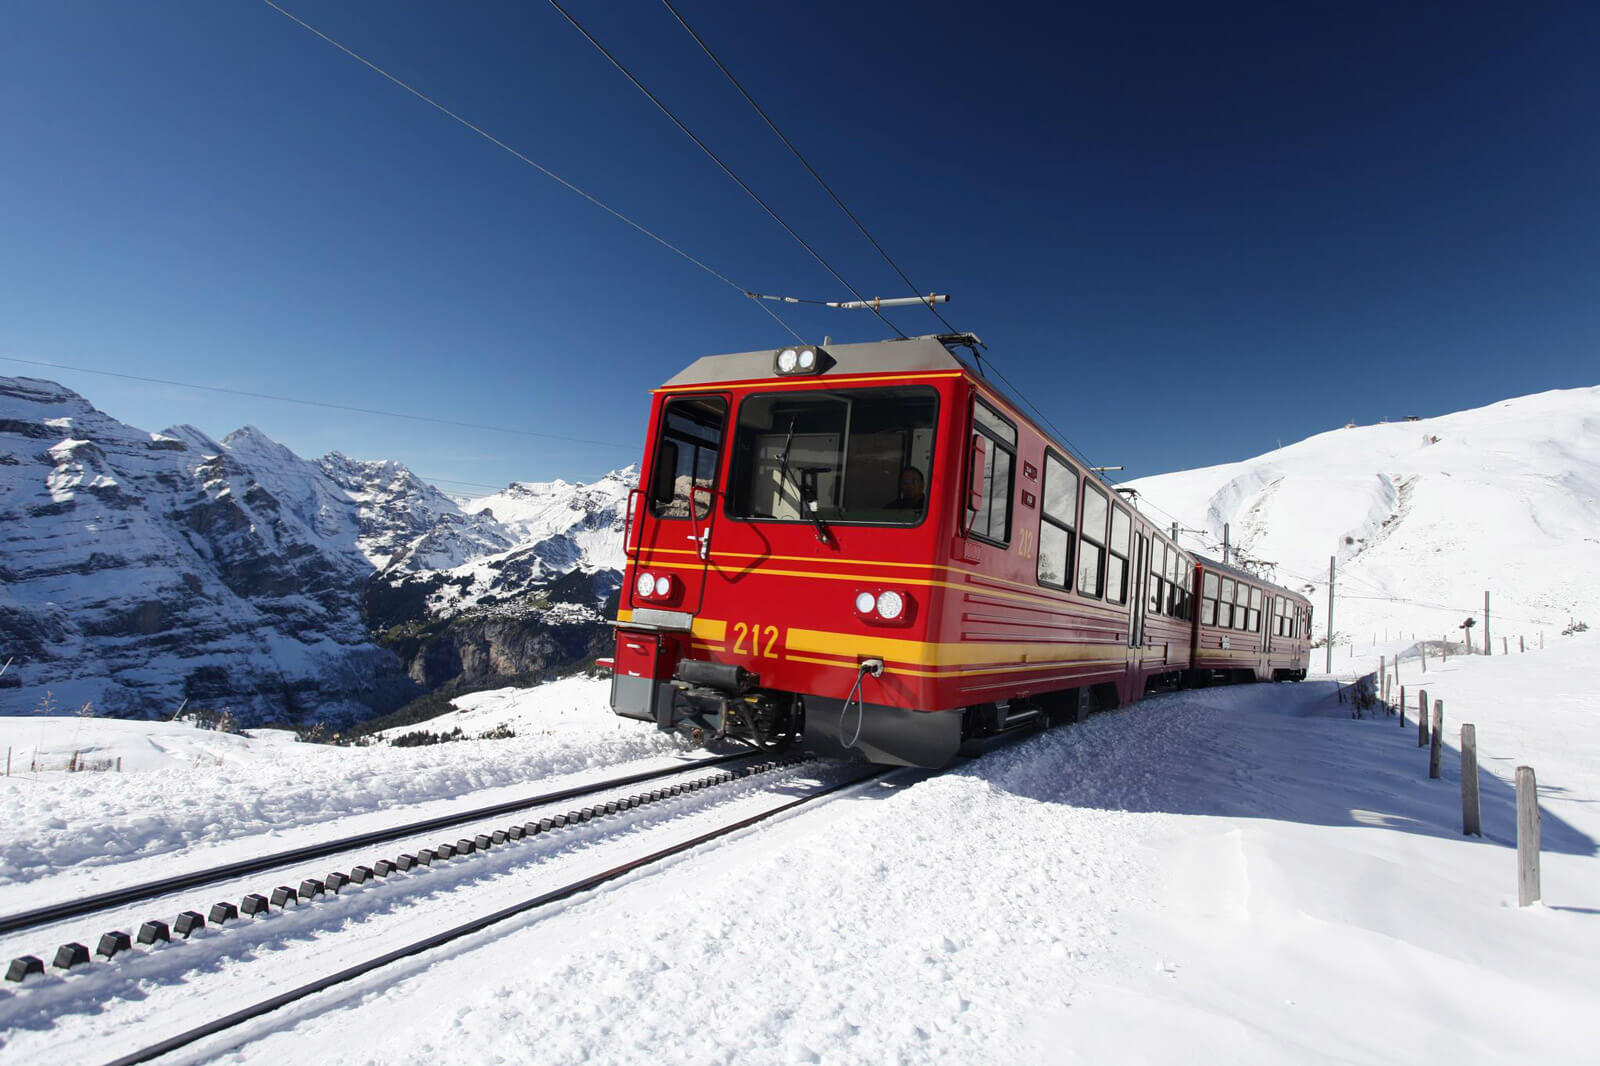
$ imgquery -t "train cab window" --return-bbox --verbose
[725,386,938,526]
[649,395,727,520]
[1201,572,1219,625]
[1147,541,1166,615]
[968,400,1016,545]
[1036,453,1077,589]
[1078,484,1109,598]
[1233,582,1250,630]
[1106,506,1131,605]
[1248,587,1263,632]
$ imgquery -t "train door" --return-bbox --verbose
[631,393,728,615]
[1130,534,1149,650]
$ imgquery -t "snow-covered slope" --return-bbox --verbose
[1126,385,1600,647]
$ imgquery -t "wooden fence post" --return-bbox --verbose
[1398,684,1405,722]
[1519,636,1525,653]
[1429,700,1444,779]
[1442,638,1449,663]
[1420,641,1427,672]
[1461,724,1481,836]
[4,747,9,777]
[1502,636,1508,655]
[1417,688,1429,747]
[1517,766,1541,906]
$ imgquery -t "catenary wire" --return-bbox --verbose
[659,0,961,337]
[0,355,633,449]
[545,0,908,341]
[255,0,805,344]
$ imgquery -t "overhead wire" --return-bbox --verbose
[658,0,960,338]
[256,0,805,344]
[545,0,908,341]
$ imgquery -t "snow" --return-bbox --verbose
[1125,385,1600,647]
[3,637,1597,1063]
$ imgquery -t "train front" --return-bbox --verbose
[606,336,969,767]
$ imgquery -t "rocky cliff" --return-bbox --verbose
[0,376,630,725]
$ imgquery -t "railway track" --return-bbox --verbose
[102,763,895,1066]
[1,753,899,1066]
[0,750,758,941]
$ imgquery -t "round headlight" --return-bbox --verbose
[776,348,799,372]
[797,348,816,370]
[636,572,655,597]
[876,590,905,620]
[654,575,671,597]
[854,591,876,615]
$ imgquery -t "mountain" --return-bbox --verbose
[1125,385,1600,649]
[0,376,631,725]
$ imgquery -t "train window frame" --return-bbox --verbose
[722,385,941,530]
[1233,582,1250,631]
[1201,571,1219,626]
[1035,450,1078,590]
[1217,577,1234,628]
[648,394,728,521]
[966,397,1016,547]
[1077,482,1110,599]
[1147,539,1167,616]
[1106,506,1132,605]
[1248,586,1263,632]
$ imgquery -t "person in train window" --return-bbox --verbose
[886,466,926,511]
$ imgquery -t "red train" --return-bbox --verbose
[605,334,1311,768]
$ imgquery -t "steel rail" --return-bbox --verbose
[0,751,758,937]
[102,765,895,1066]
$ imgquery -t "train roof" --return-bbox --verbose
[1193,554,1311,603]
[660,335,971,388]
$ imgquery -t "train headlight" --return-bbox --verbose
[875,590,905,620]
[854,591,877,615]
[654,575,672,597]
[774,345,830,376]
[636,572,656,597]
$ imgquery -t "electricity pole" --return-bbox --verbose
[1326,555,1336,674]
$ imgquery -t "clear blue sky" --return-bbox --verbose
[3,1,1596,494]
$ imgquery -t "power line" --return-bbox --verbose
[0,355,634,449]
[659,0,959,339]
[545,0,907,342]
[256,0,804,344]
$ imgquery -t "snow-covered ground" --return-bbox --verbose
[4,637,1596,1064]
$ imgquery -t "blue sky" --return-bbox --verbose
[3,1,1596,495]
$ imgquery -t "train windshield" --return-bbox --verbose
[726,386,938,526]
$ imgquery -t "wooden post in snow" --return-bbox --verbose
[1461,724,1481,836]
[1399,685,1405,722]
[1520,635,1526,653]
[1418,688,1429,747]
[1517,766,1541,906]
[1502,636,1508,655]
[1379,656,1386,708]
[4,747,9,777]
[1429,700,1444,779]
[1484,591,1491,655]
[1420,641,1428,672]
[1442,637,1449,663]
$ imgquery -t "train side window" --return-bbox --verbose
[1248,586,1263,632]
[1217,578,1234,627]
[1174,557,1191,620]
[1201,572,1219,625]
[1165,547,1181,616]
[1106,506,1131,605]
[1147,541,1166,615]
[1233,582,1250,630]
[649,395,727,520]
[1077,484,1109,597]
[1036,453,1077,589]
[968,400,1016,546]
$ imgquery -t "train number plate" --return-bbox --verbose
[731,622,781,659]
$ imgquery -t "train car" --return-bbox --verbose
[607,334,1308,768]
[1189,556,1312,683]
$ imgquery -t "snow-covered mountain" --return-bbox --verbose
[0,376,631,724]
[1125,385,1600,648]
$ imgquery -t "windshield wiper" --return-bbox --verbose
[776,416,832,546]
